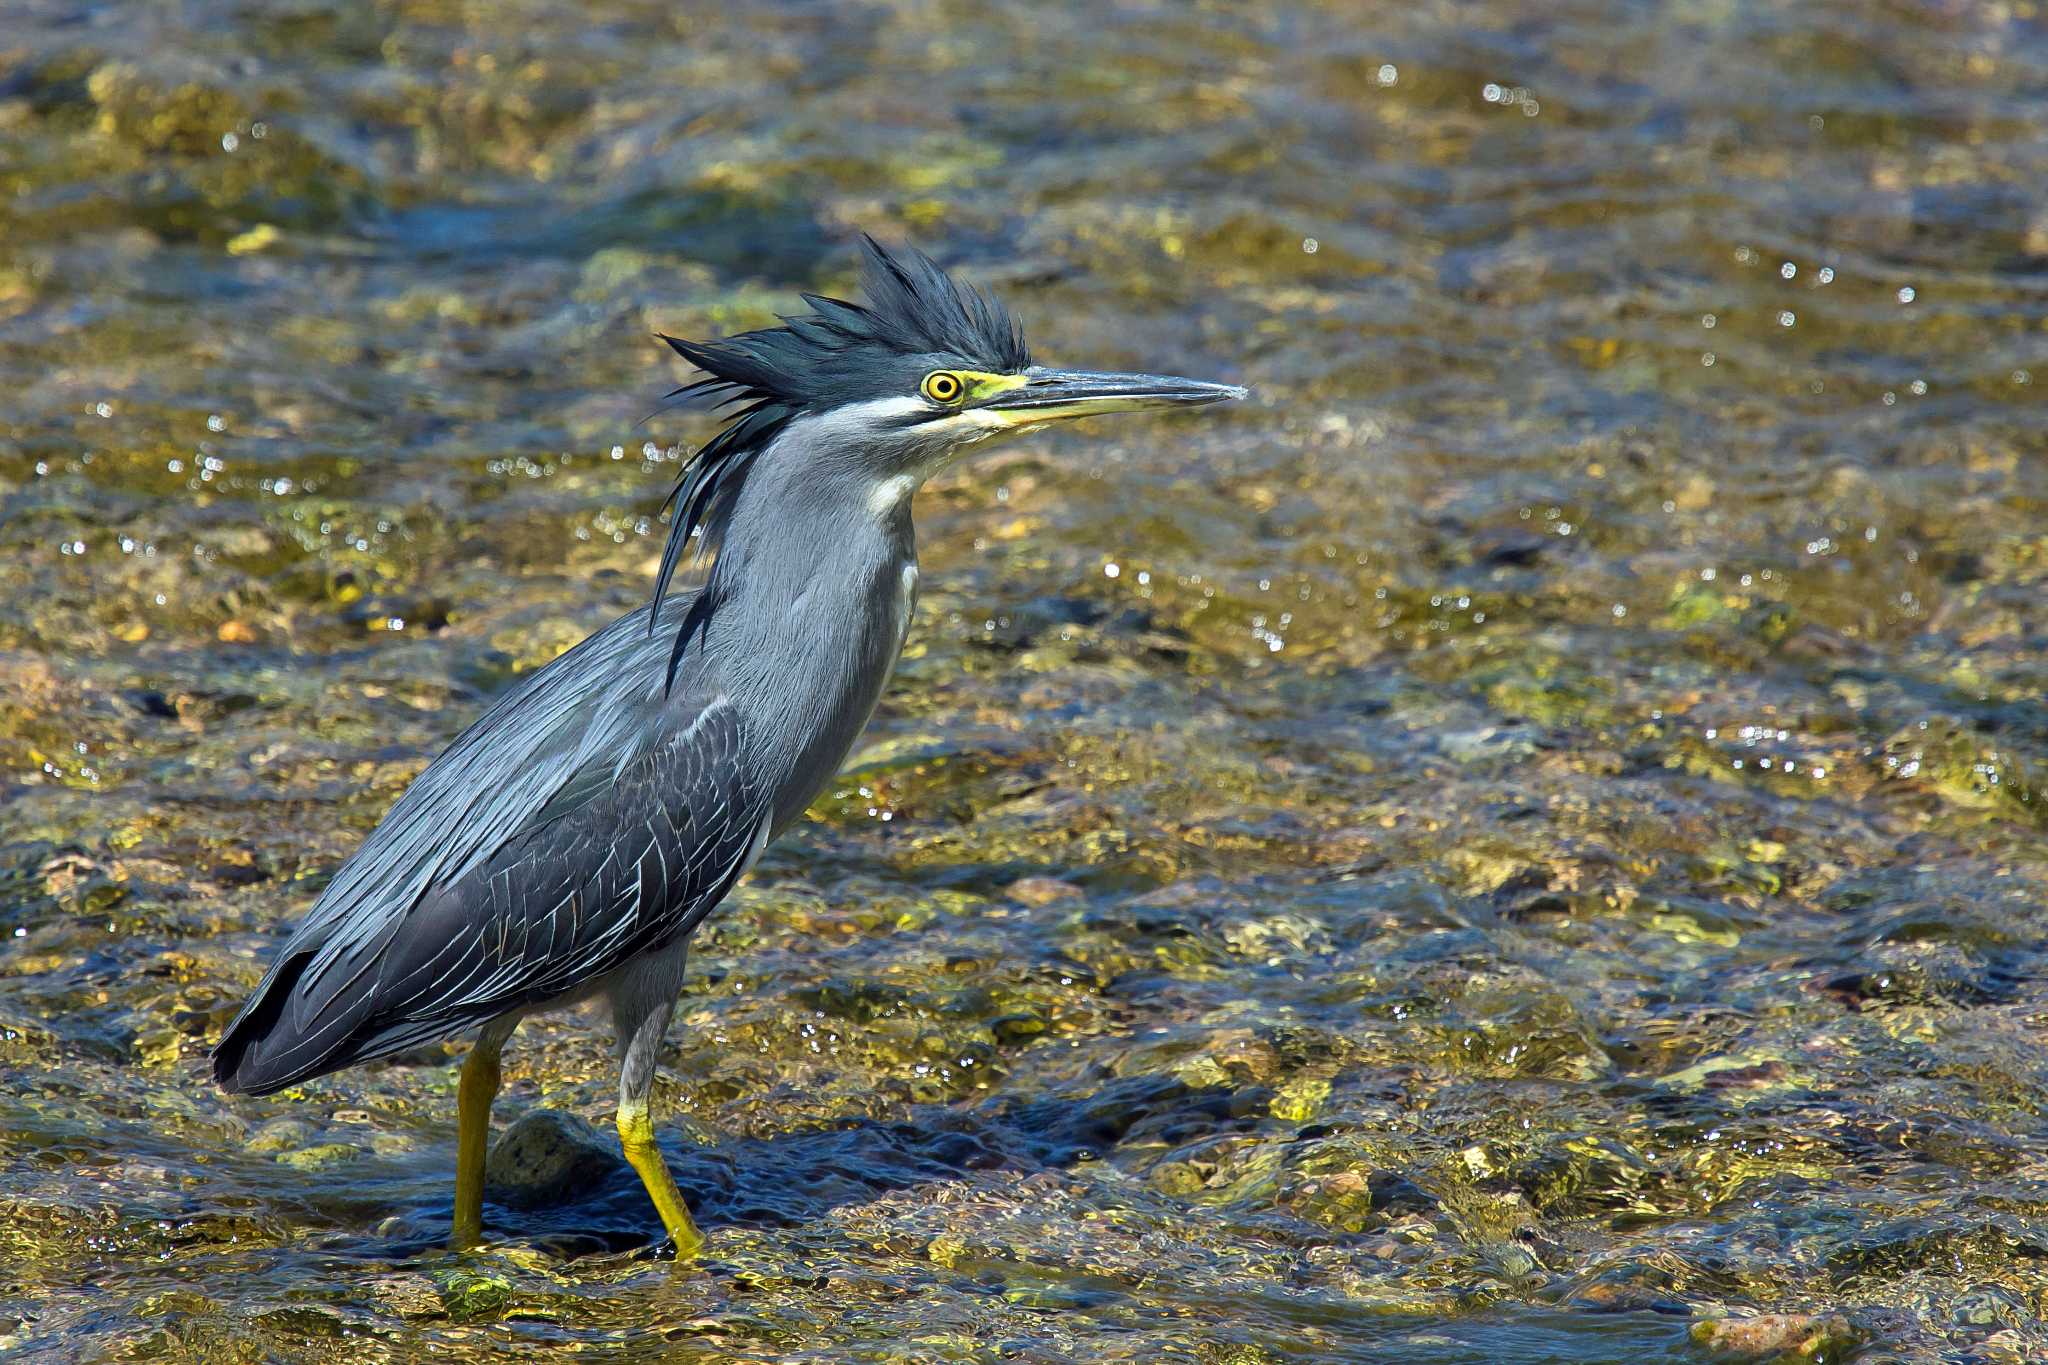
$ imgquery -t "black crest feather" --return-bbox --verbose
[650,237,1029,684]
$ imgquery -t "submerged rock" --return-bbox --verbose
[485,1110,624,1210]
[1691,1313,1861,1361]
[276,1142,361,1170]
[244,1118,315,1155]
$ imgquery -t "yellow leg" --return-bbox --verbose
[450,1023,510,1249]
[618,1099,703,1258]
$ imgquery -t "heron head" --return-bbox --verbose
[650,237,1245,612]
[662,236,1241,485]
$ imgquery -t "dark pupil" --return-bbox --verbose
[935,376,955,396]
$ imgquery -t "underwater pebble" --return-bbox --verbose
[1691,1313,1860,1361]
[1007,877,1082,906]
[244,1118,314,1154]
[277,1142,361,1170]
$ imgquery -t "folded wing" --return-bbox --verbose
[213,602,767,1095]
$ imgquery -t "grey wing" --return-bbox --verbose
[311,603,682,942]
[213,600,770,1095]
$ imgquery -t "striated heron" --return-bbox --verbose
[212,237,1246,1254]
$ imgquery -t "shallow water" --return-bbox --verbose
[2,0,2046,1359]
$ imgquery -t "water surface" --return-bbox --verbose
[2,0,2045,1359]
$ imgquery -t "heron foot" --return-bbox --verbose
[618,1100,704,1260]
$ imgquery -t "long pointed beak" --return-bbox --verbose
[975,367,1248,427]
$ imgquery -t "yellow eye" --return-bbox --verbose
[921,371,964,404]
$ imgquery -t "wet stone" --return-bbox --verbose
[988,1012,1047,1044]
[1950,1288,2022,1329]
[245,1117,315,1154]
[1007,876,1083,906]
[367,1272,446,1322]
[276,1142,360,1170]
[485,1110,625,1210]
[1690,1313,1861,1361]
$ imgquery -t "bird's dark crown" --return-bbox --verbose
[661,235,1028,414]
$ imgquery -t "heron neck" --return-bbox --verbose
[699,424,920,827]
